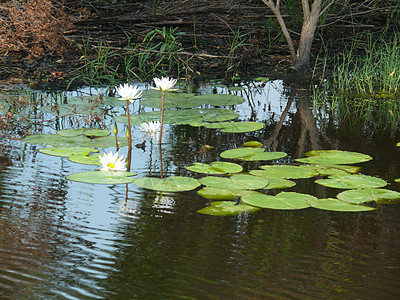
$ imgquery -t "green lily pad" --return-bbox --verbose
[140,92,199,109]
[337,188,400,204]
[316,174,387,189]
[309,198,376,212]
[197,187,249,200]
[57,128,110,138]
[204,121,264,133]
[68,153,101,165]
[67,171,136,184]
[39,146,99,157]
[296,150,372,165]
[243,141,263,148]
[220,147,264,159]
[23,134,80,147]
[197,201,260,216]
[186,162,243,174]
[132,176,200,192]
[57,129,86,137]
[199,174,269,190]
[115,108,238,126]
[249,170,297,188]
[241,191,315,210]
[256,165,319,179]
[23,134,127,148]
[312,165,361,176]
[220,147,286,161]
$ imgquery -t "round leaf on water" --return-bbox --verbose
[82,129,111,138]
[191,94,245,106]
[243,151,287,161]
[68,153,101,165]
[57,129,86,137]
[316,174,387,189]
[309,198,375,212]
[241,191,314,210]
[197,187,249,200]
[197,201,260,216]
[296,150,372,165]
[312,165,361,176]
[249,170,297,189]
[337,188,400,204]
[39,146,98,157]
[115,108,238,126]
[200,174,268,190]
[132,176,200,192]
[141,93,199,109]
[243,141,263,148]
[186,162,243,174]
[23,134,127,149]
[258,165,319,179]
[220,147,265,159]
[220,122,264,133]
[67,171,136,184]
[23,134,79,147]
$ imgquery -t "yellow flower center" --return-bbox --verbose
[108,162,116,169]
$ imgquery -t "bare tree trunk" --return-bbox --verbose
[262,0,327,71]
[292,0,322,70]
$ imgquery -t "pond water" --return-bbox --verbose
[1,80,400,299]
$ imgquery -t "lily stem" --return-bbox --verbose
[159,91,165,145]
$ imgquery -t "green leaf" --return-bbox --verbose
[220,147,264,159]
[216,121,264,133]
[241,191,315,210]
[199,174,269,190]
[243,141,263,148]
[186,162,243,174]
[57,129,86,137]
[316,174,387,189]
[115,108,238,125]
[67,171,136,184]
[197,201,260,216]
[39,147,98,157]
[312,165,361,176]
[296,150,372,165]
[257,165,319,179]
[132,176,200,192]
[68,153,101,165]
[197,187,248,200]
[337,188,400,204]
[309,198,376,212]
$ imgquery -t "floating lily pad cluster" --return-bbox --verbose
[21,89,400,215]
[194,148,400,216]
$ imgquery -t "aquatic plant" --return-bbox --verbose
[150,76,178,145]
[115,83,143,149]
[99,151,127,172]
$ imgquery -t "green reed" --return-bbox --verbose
[333,34,400,95]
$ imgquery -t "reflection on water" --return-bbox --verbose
[0,80,400,299]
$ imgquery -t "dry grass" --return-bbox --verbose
[0,0,72,58]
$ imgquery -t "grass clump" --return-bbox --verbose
[333,34,400,96]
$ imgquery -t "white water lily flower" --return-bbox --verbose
[99,151,127,171]
[151,77,178,92]
[138,121,161,139]
[116,83,142,103]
